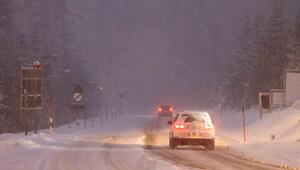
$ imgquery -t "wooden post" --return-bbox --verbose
[33,64,38,134]
[34,110,37,134]
[242,106,246,142]
[84,109,87,128]
[259,105,263,119]
[68,109,71,128]
[48,92,54,134]
[24,112,28,136]
[24,95,28,136]
[76,109,79,127]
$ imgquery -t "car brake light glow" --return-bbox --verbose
[158,108,162,112]
[174,124,185,129]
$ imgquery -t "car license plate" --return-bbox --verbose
[188,133,201,137]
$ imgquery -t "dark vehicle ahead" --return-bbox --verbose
[157,104,174,117]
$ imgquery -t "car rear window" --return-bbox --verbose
[178,112,212,124]
[184,115,206,123]
[161,105,170,109]
[176,113,191,121]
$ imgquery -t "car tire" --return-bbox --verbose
[169,137,173,148]
[206,139,215,151]
[170,136,177,149]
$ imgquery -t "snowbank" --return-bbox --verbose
[220,101,300,168]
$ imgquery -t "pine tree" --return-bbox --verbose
[223,0,292,108]
[261,0,288,88]
[0,0,24,132]
[288,5,300,68]
[223,16,256,108]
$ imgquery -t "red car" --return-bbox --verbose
[157,104,174,118]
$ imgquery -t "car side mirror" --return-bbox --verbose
[167,120,173,125]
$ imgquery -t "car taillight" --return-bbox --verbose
[158,108,162,112]
[205,124,214,129]
[174,124,185,129]
[169,107,173,112]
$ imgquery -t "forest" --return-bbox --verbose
[0,1,91,133]
[222,0,300,108]
[0,0,300,133]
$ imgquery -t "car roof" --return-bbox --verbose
[176,111,211,119]
[179,111,209,116]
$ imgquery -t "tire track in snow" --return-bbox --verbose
[102,137,131,170]
[132,154,158,170]
[0,148,62,170]
[143,117,288,170]
[35,138,109,170]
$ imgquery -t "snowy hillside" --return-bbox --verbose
[220,101,300,168]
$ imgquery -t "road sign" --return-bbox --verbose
[70,85,84,108]
[32,61,41,68]
[69,85,85,128]
[21,66,42,110]
[74,93,82,102]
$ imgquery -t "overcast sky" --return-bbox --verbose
[67,0,298,112]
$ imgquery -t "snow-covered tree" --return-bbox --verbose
[0,0,91,133]
[260,0,288,89]
[288,4,300,69]
[223,16,257,108]
[223,0,291,108]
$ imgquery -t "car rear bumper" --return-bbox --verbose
[172,131,215,139]
[173,138,214,146]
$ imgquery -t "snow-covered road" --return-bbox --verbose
[143,117,287,170]
[0,114,291,170]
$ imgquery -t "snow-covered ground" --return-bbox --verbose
[1,105,300,170]
[0,115,188,170]
[219,101,300,168]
